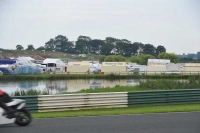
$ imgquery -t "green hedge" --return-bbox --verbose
[1,74,200,81]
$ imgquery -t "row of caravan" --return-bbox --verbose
[1,57,200,75]
[67,61,200,74]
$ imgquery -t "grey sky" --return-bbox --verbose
[0,0,199,54]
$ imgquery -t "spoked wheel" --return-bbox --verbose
[15,108,32,126]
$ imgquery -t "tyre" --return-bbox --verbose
[15,108,32,126]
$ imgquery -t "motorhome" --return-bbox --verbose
[42,58,67,74]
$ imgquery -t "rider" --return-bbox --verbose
[0,89,15,118]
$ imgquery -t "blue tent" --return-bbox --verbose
[0,60,16,64]
[13,66,40,75]
[0,68,12,75]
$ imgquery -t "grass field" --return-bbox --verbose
[32,103,200,118]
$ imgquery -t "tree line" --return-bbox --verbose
[99,52,179,65]
[16,35,167,57]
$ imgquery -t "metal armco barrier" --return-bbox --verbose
[38,92,128,112]
[128,89,200,106]
[12,89,200,112]
[12,96,38,112]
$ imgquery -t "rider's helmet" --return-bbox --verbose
[0,89,4,95]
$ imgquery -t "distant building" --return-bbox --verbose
[101,62,127,73]
[146,59,170,74]
[67,61,90,74]
[147,59,170,66]
[197,52,200,59]
[182,63,200,73]
[178,53,197,59]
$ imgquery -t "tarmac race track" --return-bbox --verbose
[1,112,200,133]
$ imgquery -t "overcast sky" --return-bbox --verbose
[0,0,199,54]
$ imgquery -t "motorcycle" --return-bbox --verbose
[0,99,32,126]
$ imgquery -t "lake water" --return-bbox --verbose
[0,79,144,94]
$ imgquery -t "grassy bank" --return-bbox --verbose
[61,78,200,94]
[12,89,51,96]
[32,103,200,118]
[0,74,200,81]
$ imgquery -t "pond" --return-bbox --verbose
[0,79,144,94]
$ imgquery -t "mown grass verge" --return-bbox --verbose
[32,103,200,118]
[0,74,200,81]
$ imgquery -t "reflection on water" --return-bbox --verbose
[18,82,39,89]
[0,79,144,94]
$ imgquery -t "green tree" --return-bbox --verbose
[45,38,55,50]
[100,37,116,55]
[75,36,91,54]
[113,55,126,62]
[45,35,75,53]
[54,35,68,51]
[115,42,127,56]
[65,41,76,53]
[26,44,35,50]
[99,55,107,63]
[136,42,144,55]
[139,54,155,65]
[130,56,142,64]
[104,56,114,62]
[115,39,132,56]
[89,39,105,54]
[104,55,126,62]
[130,54,155,65]
[142,44,156,56]
[158,52,179,63]
[156,45,166,56]
[131,42,139,56]
[16,45,24,50]
[100,44,114,55]
[106,37,121,55]
[36,46,45,51]
[105,37,118,44]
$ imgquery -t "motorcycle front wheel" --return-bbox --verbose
[15,108,32,126]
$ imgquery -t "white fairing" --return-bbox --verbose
[0,99,26,125]
[6,99,25,106]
